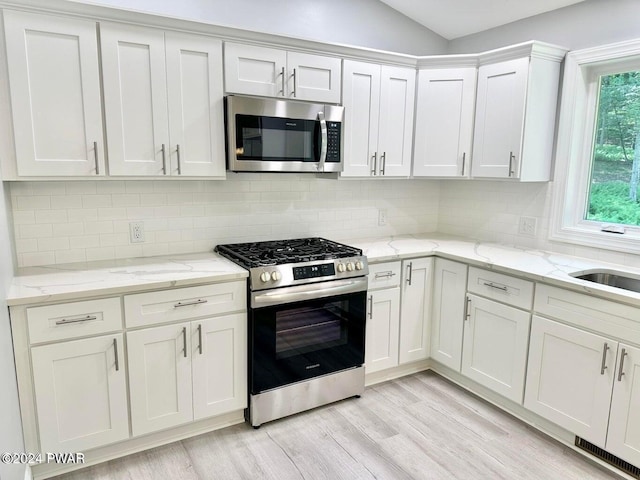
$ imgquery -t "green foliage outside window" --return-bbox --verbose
[587,71,640,225]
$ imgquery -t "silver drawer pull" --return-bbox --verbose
[113,338,120,372]
[374,272,397,279]
[367,295,373,319]
[55,315,98,326]
[483,282,508,292]
[600,343,609,375]
[174,299,208,308]
[618,348,628,382]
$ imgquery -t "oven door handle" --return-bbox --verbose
[251,277,367,308]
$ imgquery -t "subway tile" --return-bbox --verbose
[112,194,141,207]
[84,221,114,235]
[82,194,112,208]
[69,235,100,249]
[85,246,115,262]
[53,222,84,237]
[50,195,83,209]
[99,233,129,247]
[55,249,87,265]
[96,181,126,194]
[21,251,55,267]
[65,181,97,194]
[19,224,53,239]
[15,196,50,210]
[67,208,98,223]
[12,210,35,225]
[35,209,67,224]
[37,237,70,252]
[15,238,38,254]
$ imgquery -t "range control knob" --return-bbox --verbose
[271,271,282,282]
[346,262,354,272]
[337,263,346,273]
[260,271,271,283]
[355,261,364,271]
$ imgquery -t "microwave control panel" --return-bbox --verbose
[326,122,341,163]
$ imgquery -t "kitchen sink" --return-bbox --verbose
[570,269,640,293]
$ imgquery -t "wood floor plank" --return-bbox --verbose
[52,371,621,480]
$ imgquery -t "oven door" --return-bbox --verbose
[249,278,366,394]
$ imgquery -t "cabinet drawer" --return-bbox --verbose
[467,267,533,310]
[124,281,246,328]
[368,262,401,290]
[27,298,122,344]
[534,284,640,345]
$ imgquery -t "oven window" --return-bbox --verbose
[235,114,318,162]
[275,303,348,359]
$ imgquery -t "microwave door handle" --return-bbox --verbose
[317,111,327,172]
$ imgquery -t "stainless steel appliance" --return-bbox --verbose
[215,238,368,427]
[225,95,344,173]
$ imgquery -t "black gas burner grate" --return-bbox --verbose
[215,237,362,268]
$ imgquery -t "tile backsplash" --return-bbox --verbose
[9,175,440,267]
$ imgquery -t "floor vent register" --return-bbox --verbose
[575,437,640,479]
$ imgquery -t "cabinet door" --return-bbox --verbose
[101,23,170,176]
[430,258,467,371]
[471,57,528,178]
[224,43,286,97]
[524,316,616,447]
[4,10,104,176]
[341,60,380,177]
[166,33,225,177]
[413,68,476,177]
[607,344,640,466]
[128,322,193,436]
[287,52,341,103]
[365,288,400,373]
[377,66,415,177]
[31,334,128,452]
[192,314,247,420]
[462,294,530,403]
[399,258,433,364]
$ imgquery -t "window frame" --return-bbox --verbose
[551,39,640,253]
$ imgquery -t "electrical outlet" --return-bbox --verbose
[518,216,537,236]
[129,221,145,243]
[378,209,388,226]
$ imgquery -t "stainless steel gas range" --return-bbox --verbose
[215,237,369,428]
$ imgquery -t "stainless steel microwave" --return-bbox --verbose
[225,95,344,173]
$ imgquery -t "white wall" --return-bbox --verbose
[448,0,640,53]
[0,181,25,480]
[10,176,440,267]
[68,0,448,55]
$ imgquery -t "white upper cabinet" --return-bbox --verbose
[471,43,565,181]
[165,32,225,177]
[413,67,477,177]
[342,60,414,177]
[101,23,225,177]
[3,10,105,177]
[224,43,341,103]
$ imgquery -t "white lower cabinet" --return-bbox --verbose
[399,258,433,364]
[128,313,247,436]
[430,258,468,370]
[526,316,640,466]
[462,294,530,403]
[31,334,129,452]
[365,287,400,373]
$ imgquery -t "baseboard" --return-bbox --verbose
[365,359,431,386]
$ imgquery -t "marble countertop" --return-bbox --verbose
[8,234,640,308]
[7,252,248,306]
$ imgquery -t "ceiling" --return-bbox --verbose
[379,0,587,40]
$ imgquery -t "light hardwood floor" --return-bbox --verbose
[54,371,618,479]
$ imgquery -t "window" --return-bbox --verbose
[551,39,640,253]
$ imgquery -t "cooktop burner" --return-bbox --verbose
[215,237,362,268]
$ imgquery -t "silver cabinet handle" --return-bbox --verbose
[367,295,373,319]
[406,262,413,286]
[174,299,208,308]
[176,144,181,175]
[182,326,187,358]
[483,282,508,292]
[371,152,377,176]
[55,315,98,326]
[161,144,167,175]
[600,343,609,375]
[508,151,515,177]
[374,271,396,279]
[197,323,203,355]
[93,141,99,175]
[618,348,628,381]
[380,152,386,175]
[317,111,327,172]
[279,66,285,96]
[113,338,120,372]
[291,68,297,97]
[465,296,471,322]
[461,152,466,176]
